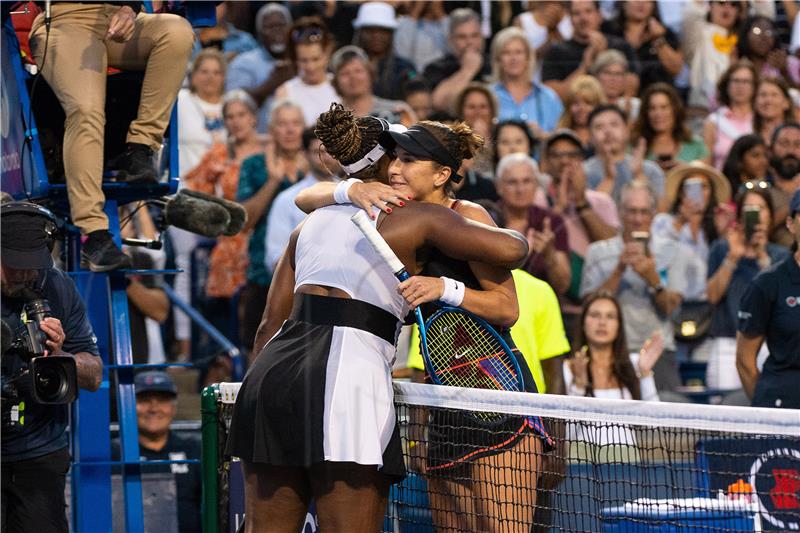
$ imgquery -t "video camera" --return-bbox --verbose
[1,297,78,426]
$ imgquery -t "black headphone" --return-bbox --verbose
[0,201,59,251]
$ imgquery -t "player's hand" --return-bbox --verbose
[40,317,66,355]
[107,5,136,42]
[397,276,445,309]
[349,182,409,217]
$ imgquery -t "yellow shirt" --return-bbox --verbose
[407,270,570,392]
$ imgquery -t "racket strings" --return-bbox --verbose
[425,312,522,392]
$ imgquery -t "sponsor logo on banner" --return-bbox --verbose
[750,448,800,531]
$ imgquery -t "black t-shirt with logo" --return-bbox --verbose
[738,255,800,408]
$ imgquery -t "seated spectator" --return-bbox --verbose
[702,61,756,170]
[194,2,258,61]
[514,0,572,70]
[453,83,497,175]
[28,2,193,271]
[542,129,620,339]
[584,104,664,202]
[236,100,307,354]
[634,83,710,172]
[556,75,607,151]
[754,77,795,148]
[182,91,266,337]
[768,123,800,247]
[403,78,433,122]
[331,45,415,126]
[112,372,201,533]
[265,128,342,273]
[590,50,641,122]
[707,187,789,389]
[541,0,638,101]
[566,291,663,401]
[423,8,491,112]
[393,0,448,72]
[721,134,771,190]
[601,0,683,92]
[226,3,293,132]
[352,2,416,101]
[682,0,746,112]
[495,153,571,295]
[490,27,563,138]
[735,189,800,409]
[492,120,538,179]
[275,16,339,127]
[451,156,499,203]
[738,15,800,85]
[581,181,702,393]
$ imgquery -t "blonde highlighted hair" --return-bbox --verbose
[557,75,607,129]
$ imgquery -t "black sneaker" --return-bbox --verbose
[81,230,132,272]
[112,143,159,184]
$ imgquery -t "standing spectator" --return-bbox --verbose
[236,100,307,354]
[634,83,710,172]
[652,161,733,288]
[331,45,415,126]
[601,0,683,92]
[584,104,664,202]
[682,0,747,112]
[226,3,294,132]
[702,61,757,170]
[353,2,416,101]
[768,123,800,247]
[707,187,789,390]
[495,153,571,295]
[393,0,449,72]
[182,91,266,339]
[543,129,620,338]
[566,292,663,401]
[112,372,202,533]
[514,0,573,70]
[490,27,563,138]
[423,8,491,112]
[275,17,339,128]
[556,75,607,151]
[581,181,701,393]
[27,2,194,272]
[541,0,638,101]
[753,77,795,147]
[721,134,772,190]
[265,128,342,273]
[736,190,800,408]
[591,50,641,123]
[403,78,433,121]
[738,15,800,85]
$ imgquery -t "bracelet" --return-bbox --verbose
[440,276,466,307]
[636,363,654,379]
[333,178,362,204]
[722,257,738,271]
[652,36,667,49]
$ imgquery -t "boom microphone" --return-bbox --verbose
[178,190,247,236]
[163,190,231,238]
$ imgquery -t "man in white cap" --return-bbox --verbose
[353,2,416,100]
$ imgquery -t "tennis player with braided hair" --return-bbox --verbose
[225,104,530,533]
[299,117,551,532]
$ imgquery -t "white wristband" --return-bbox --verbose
[333,178,362,204]
[440,276,465,307]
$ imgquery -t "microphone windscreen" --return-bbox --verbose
[1,320,13,356]
[164,190,230,238]
[180,190,248,236]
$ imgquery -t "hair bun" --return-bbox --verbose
[315,103,363,164]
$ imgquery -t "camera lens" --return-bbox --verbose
[24,299,52,323]
[34,365,69,403]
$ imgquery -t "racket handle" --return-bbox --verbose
[351,211,406,275]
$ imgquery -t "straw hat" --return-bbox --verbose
[663,160,732,207]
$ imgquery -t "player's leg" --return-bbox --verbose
[311,462,392,533]
[241,461,310,533]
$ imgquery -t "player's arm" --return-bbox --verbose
[295,180,405,214]
[251,225,301,363]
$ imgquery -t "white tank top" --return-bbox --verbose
[294,205,409,320]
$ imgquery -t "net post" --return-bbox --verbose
[201,384,221,533]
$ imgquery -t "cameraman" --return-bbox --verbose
[1,202,102,533]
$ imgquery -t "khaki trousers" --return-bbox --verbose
[29,3,194,234]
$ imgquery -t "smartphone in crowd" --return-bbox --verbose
[683,177,705,206]
[631,231,650,256]
[743,205,761,241]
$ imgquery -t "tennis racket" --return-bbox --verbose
[351,211,525,410]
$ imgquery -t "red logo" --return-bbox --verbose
[770,469,800,510]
